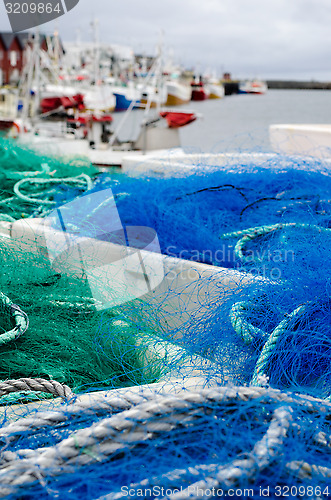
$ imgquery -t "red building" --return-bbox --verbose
[0,32,64,85]
[0,33,27,85]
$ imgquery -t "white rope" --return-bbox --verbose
[168,406,293,499]
[13,174,93,205]
[0,293,29,345]
[0,378,74,401]
[1,384,329,443]
[0,385,329,497]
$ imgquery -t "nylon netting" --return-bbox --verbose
[0,137,329,498]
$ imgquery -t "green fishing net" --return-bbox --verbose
[0,136,98,220]
[0,237,163,401]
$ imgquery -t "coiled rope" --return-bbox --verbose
[0,378,74,402]
[13,174,93,206]
[0,172,94,220]
[221,222,331,264]
[230,299,331,400]
[0,292,28,345]
[0,385,329,497]
[225,222,331,400]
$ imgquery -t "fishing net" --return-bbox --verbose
[0,386,330,499]
[0,239,166,397]
[0,137,98,220]
[115,161,330,265]
[0,139,329,498]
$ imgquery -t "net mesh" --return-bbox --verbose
[0,138,329,498]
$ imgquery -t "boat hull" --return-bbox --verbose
[139,86,167,108]
[121,151,331,177]
[17,132,183,167]
[209,92,222,99]
[140,98,158,108]
[0,119,14,131]
[207,83,225,99]
[114,92,140,112]
[238,80,268,94]
[191,89,208,101]
[165,94,190,106]
[165,82,191,106]
[269,124,331,159]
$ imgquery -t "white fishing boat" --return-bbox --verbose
[207,81,225,99]
[238,79,267,94]
[269,123,331,159]
[0,87,20,134]
[165,80,191,106]
[80,84,116,113]
[15,108,197,167]
[122,151,313,177]
[39,83,116,114]
[8,30,198,166]
[139,84,168,108]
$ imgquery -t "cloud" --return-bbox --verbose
[0,0,330,79]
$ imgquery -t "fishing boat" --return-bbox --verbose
[139,84,168,108]
[165,80,191,106]
[269,123,331,159]
[190,78,210,101]
[15,108,198,167]
[238,79,268,94]
[0,87,19,118]
[110,80,142,111]
[3,45,198,167]
[207,81,225,99]
[122,151,308,177]
[113,90,141,111]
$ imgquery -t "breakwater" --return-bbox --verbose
[266,80,331,90]
[222,80,331,95]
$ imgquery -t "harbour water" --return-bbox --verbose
[112,89,331,154]
[181,89,331,153]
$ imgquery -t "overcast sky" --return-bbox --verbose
[1,0,331,80]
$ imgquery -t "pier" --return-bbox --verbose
[222,79,331,94]
[266,80,331,90]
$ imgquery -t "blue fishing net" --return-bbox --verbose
[84,156,331,275]
[0,145,330,498]
[0,386,330,499]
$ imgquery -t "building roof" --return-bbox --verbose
[0,32,64,52]
[0,33,15,50]
[16,32,31,49]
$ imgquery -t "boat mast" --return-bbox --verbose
[34,28,41,119]
[92,18,100,85]
[18,30,40,130]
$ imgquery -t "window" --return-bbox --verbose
[10,51,17,67]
